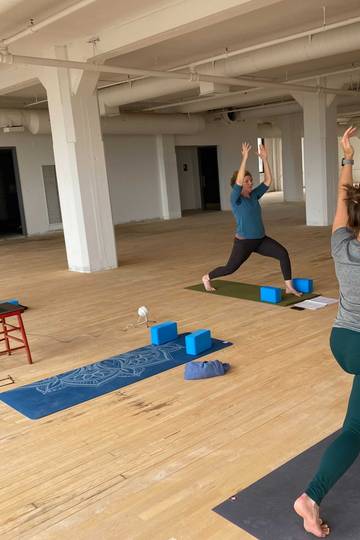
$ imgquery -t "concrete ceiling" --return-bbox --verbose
[0,0,360,114]
[0,0,165,44]
[0,0,76,36]
[106,0,360,72]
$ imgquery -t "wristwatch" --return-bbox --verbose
[341,158,354,166]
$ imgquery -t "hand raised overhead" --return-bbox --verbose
[241,142,252,159]
[341,126,357,159]
[255,143,268,161]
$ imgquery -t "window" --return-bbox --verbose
[257,137,265,173]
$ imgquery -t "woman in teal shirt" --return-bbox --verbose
[202,142,300,296]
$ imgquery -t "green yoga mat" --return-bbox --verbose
[186,280,318,307]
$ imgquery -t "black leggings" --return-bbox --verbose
[209,236,292,281]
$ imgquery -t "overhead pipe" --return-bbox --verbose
[169,89,293,114]
[0,48,359,121]
[101,113,205,135]
[1,108,358,138]
[1,9,360,111]
[175,15,360,70]
[97,15,360,96]
[228,102,301,119]
[0,109,205,135]
[97,21,360,107]
[157,73,360,114]
[27,110,52,134]
[98,72,357,109]
[1,52,357,99]
[0,108,23,127]
[147,65,360,112]
[0,109,51,134]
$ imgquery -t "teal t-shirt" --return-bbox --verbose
[230,183,269,239]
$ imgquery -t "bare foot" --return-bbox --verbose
[202,275,216,292]
[294,494,330,538]
[285,280,303,297]
[286,286,302,297]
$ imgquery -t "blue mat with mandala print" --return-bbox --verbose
[0,334,231,419]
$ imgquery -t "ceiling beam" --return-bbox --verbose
[2,52,359,100]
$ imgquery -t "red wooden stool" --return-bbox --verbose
[0,303,32,364]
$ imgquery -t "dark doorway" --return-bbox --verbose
[197,146,221,210]
[0,149,25,235]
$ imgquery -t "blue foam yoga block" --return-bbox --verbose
[7,299,19,305]
[260,286,282,304]
[150,321,178,345]
[185,329,212,356]
[0,298,19,305]
[292,278,313,293]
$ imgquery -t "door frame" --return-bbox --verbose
[0,147,27,235]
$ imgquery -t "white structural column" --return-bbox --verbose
[40,50,118,272]
[156,135,182,219]
[295,91,338,225]
[278,114,303,202]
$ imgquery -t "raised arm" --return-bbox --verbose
[235,142,251,186]
[332,126,357,233]
[256,144,272,187]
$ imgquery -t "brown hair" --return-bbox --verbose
[230,170,252,187]
[345,184,360,237]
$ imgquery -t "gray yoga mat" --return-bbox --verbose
[213,430,360,539]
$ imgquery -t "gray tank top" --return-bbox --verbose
[332,227,360,332]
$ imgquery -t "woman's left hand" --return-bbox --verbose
[256,144,268,160]
[341,126,357,158]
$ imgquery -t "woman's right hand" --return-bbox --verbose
[341,126,357,158]
[241,142,251,160]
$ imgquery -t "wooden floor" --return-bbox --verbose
[0,196,351,540]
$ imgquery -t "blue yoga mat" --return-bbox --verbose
[0,334,231,419]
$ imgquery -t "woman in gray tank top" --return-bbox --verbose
[294,126,360,537]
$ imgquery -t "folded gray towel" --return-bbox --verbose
[184,360,230,380]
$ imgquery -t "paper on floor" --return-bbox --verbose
[293,296,338,310]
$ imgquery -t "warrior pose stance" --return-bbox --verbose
[294,126,360,538]
[202,142,300,296]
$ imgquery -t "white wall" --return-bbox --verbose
[104,135,161,224]
[0,119,275,236]
[0,131,55,235]
[0,132,164,234]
